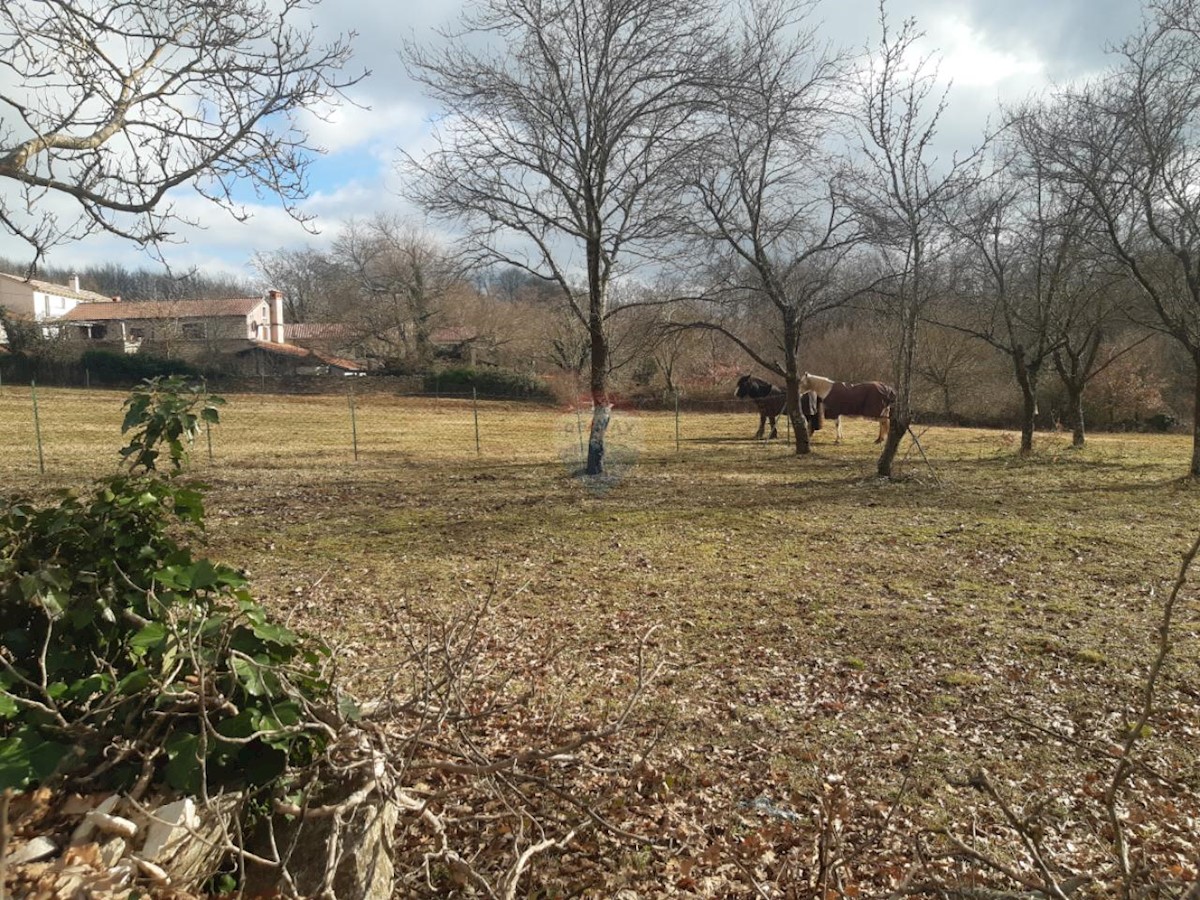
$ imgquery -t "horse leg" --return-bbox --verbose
[768,415,778,439]
[755,412,766,440]
[835,416,843,444]
[876,414,888,444]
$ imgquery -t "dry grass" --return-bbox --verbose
[4,384,1200,895]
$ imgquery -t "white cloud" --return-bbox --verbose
[299,95,428,155]
[922,14,1046,90]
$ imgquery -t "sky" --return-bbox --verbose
[0,0,1148,284]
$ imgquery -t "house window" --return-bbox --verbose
[182,322,205,339]
[91,324,108,340]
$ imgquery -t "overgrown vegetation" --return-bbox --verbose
[423,365,555,401]
[0,378,338,798]
[0,384,670,897]
[80,348,199,385]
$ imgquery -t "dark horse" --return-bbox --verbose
[735,375,789,439]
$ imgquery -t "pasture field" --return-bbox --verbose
[2,385,1199,896]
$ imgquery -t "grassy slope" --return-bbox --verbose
[3,385,1198,895]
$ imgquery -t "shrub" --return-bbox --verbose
[81,348,199,384]
[423,366,555,401]
[0,377,340,796]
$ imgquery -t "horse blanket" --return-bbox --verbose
[799,378,896,442]
[822,381,895,419]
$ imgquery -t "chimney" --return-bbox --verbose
[70,273,80,293]
[267,289,285,343]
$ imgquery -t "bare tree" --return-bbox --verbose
[676,0,859,456]
[1028,0,1200,474]
[330,216,464,366]
[944,134,1103,455]
[851,2,984,478]
[0,0,360,265]
[914,308,993,422]
[403,0,719,475]
[1051,282,1149,447]
[251,247,342,324]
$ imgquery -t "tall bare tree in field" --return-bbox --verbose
[1029,0,1200,475]
[677,0,858,456]
[331,216,462,366]
[852,4,983,478]
[403,0,718,475]
[947,136,1100,456]
[0,0,359,265]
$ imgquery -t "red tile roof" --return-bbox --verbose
[239,340,312,359]
[312,350,365,371]
[283,322,355,340]
[430,326,478,344]
[59,298,265,322]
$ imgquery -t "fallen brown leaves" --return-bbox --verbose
[4,392,1199,897]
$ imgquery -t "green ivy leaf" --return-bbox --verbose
[250,620,299,647]
[66,673,115,703]
[337,695,362,723]
[154,566,189,590]
[130,622,168,656]
[231,656,271,697]
[188,560,219,591]
[215,710,255,739]
[165,731,202,794]
[0,737,34,790]
[0,691,19,719]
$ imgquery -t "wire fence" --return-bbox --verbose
[0,383,824,482]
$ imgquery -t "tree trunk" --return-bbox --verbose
[878,301,917,479]
[877,410,908,477]
[1020,386,1037,456]
[784,380,811,455]
[1066,383,1086,448]
[586,243,609,476]
[587,403,610,475]
[1013,351,1038,456]
[1192,359,1200,478]
[1054,349,1087,449]
[782,317,810,455]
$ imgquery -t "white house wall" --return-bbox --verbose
[0,281,88,322]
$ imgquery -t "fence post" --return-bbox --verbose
[31,379,45,475]
[85,369,90,389]
[348,387,359,462]
[675,391,681,453]
[206,419,214,466]
[472,387,481,455]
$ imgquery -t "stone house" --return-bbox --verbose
[58,292,285,359]
[59,290,364,375]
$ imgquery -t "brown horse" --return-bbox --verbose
[735,375,788,439]
[798,372,895,443]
